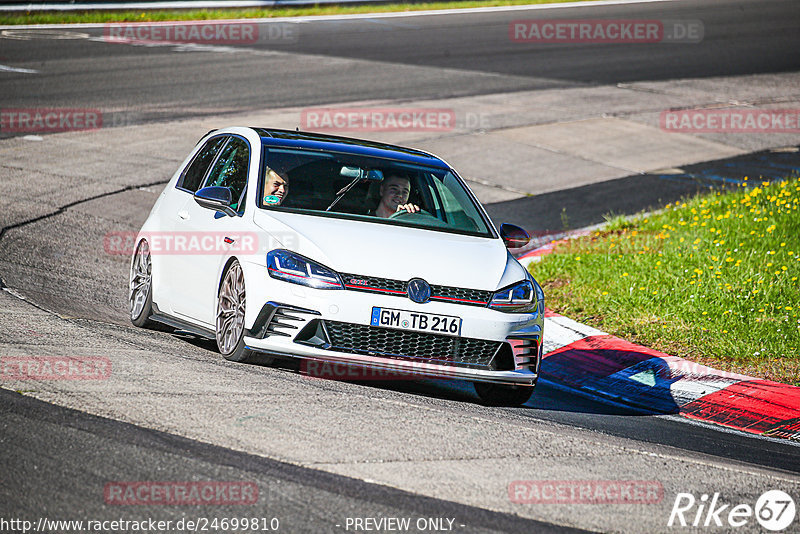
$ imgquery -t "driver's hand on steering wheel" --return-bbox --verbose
[396,203,421,214]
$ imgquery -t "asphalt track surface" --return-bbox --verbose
[0,388,585,534]
[1,0,798,123]
[1,0,800,532]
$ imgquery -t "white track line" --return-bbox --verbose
[0,64,39,73]
[0,0,680,29]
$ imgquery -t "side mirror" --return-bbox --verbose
[194,186,238,217]
[499,223,530,249]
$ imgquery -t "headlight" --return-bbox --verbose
[267,250,343,290]
[490,277,544,314]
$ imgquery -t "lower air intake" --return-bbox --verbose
[322,321,501,369]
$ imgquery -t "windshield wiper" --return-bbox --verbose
[326,167,383,212]
[326,177,362,212]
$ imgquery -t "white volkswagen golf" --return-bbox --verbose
[130,127,544,405]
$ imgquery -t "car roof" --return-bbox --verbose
[252,128,450,169]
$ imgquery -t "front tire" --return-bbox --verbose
[474,382,535,407]
[216,260,253,362]
[130,239,156,328]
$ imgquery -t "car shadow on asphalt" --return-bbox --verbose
[168,332,680,416]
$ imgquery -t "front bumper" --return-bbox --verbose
[244,343,540,386]
[242,298,542,386]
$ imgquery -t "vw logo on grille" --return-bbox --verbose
[407,278,431,304]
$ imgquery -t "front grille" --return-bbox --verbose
[340,273,406,295]
[340,273,492,307]
[323,321,501,369]
[429,284,493,306]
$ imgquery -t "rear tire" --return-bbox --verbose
[130,239,156,328]
[474,382,535,407]
[216,260,253,362]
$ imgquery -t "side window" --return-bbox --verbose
[178,136,226,192]
[427,173,482,232]
[203,137,250,211]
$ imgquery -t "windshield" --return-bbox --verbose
[258,147,494,237]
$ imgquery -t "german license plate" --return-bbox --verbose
[370,307,461,336]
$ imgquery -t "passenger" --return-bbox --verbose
[372,174,420,218]
[263,169,289,206]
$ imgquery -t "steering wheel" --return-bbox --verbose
[388,209,453,229]
[389,208,434,221]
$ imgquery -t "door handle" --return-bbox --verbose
[178,210,189,220]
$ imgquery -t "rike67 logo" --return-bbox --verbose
[668,490,796,531]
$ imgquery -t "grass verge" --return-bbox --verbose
[529,176,800,385]
[0,0,584,25]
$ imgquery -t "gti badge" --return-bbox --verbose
[407,278,431,304]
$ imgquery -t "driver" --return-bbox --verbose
[263,169,289,206]
[373,174,420,218]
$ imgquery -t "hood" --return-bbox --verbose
[253,210,525,290]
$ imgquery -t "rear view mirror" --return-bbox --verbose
[194,186,238,217]
[499,223,530,249]
[340,166,384,181]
